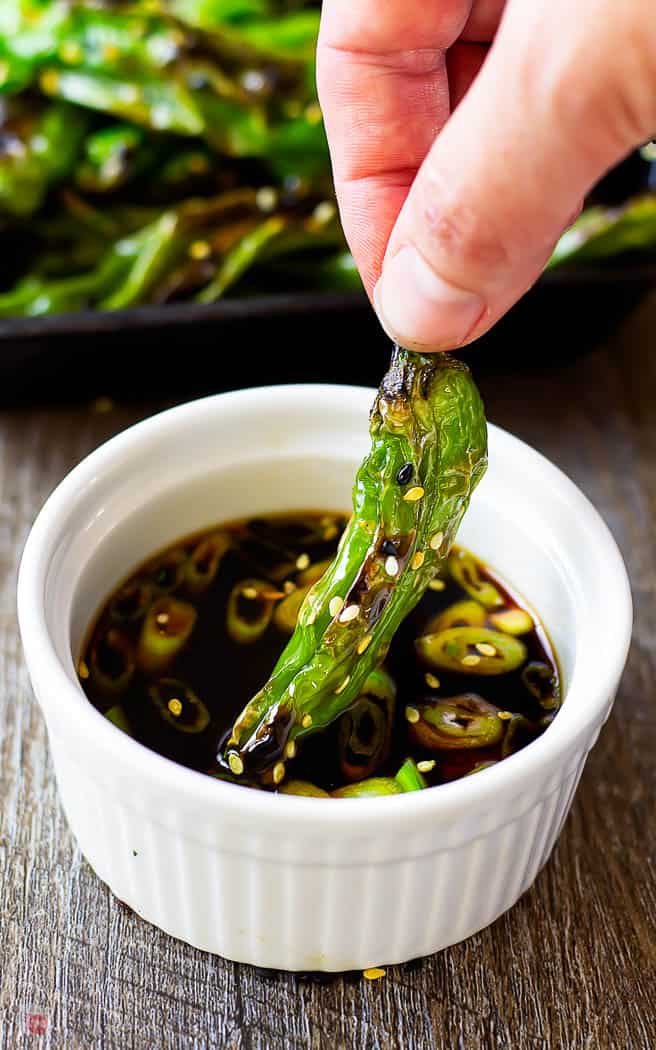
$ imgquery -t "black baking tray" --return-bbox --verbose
[0,262,654,405]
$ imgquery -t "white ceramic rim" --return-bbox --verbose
[17,384,633,834]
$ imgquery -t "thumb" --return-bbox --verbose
[374,0,656,351]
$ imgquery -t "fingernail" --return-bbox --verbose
[373,246,484,351]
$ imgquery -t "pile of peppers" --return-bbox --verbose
[0,1,654,319]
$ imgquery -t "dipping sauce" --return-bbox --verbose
[79,512,561,794]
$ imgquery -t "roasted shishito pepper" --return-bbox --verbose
[224,347,488,784]
[0,2,652,318]
[0,0,322,159]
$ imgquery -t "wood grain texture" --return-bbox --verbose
[1,295,656,1049]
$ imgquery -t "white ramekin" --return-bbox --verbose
[17,384,632,972]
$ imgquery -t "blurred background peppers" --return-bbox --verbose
[0,0,654,318]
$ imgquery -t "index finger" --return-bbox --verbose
[317,0,472,294]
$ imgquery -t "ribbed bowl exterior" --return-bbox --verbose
[47,721,600,971]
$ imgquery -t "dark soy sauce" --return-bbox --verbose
[79,512,561,793]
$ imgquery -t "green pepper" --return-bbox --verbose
[88,627,135,695]
[424,598,486,634]
[501,713,535,758]
[447,549,504,610]
[74,123,154,193]
[195,214,287,302]
[163,0,270,30]
[278,779,330,798]
[296,558,333,587]
[465,760,498,776]
[148,677,211,734]
[184,531,231,595]
[394,757,427,793]
[104,703,132,735]
[522,661,561,710]
[415,626,527,675]
[489,607,534,636]
[225,348,487,780]
[226,577,278,643]
[0,99,89,217]
[137,596,197,673]
[273,583,310,634]
[147,548,188,593]
[549,195,656,267]
[108,579,154,624]
[332,777,402,799]
[337,667,396,782]
[332,757,427,797]
[408,694,504,751]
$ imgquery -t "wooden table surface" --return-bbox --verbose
[1,294,655,1050]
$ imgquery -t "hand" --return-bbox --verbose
[317,0,656,350]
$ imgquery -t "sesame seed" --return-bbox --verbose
[305,102,323,125]
[285,740,297,760]
[242,586,258,599]
[228,753,244,776]
[323,524,339,541]
[363,967,386,981]
[425,673,440,689]
[152,103,172,129]
[59,41,82,63]
[329,596,344,617]
[296,553,310,571]
[92,395,114,413]
[428,578,446,591]
[167,698,183,717]
[256,186,277,212]
[288,683,295,697]
[430,531,444,551]
[242,68,268,93]
[283,580,296,594]
[189,240,211,260]
[411,551,425,571]
[476,642,497,657]
[301,713,313,728]
[78,661,89,680]
[335,675,351,695]
[155,612,170,626]
[117,84,140,104]
[405,706,420,724]
[417,760,436,773]
[403,486,425,502]
[385,555,399,577]
[273,761,286,785]
[498,711,513,721]
[339,604,359,624]
[357,634,372,655]
[462,654,481,667]
[40,70,60,94]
